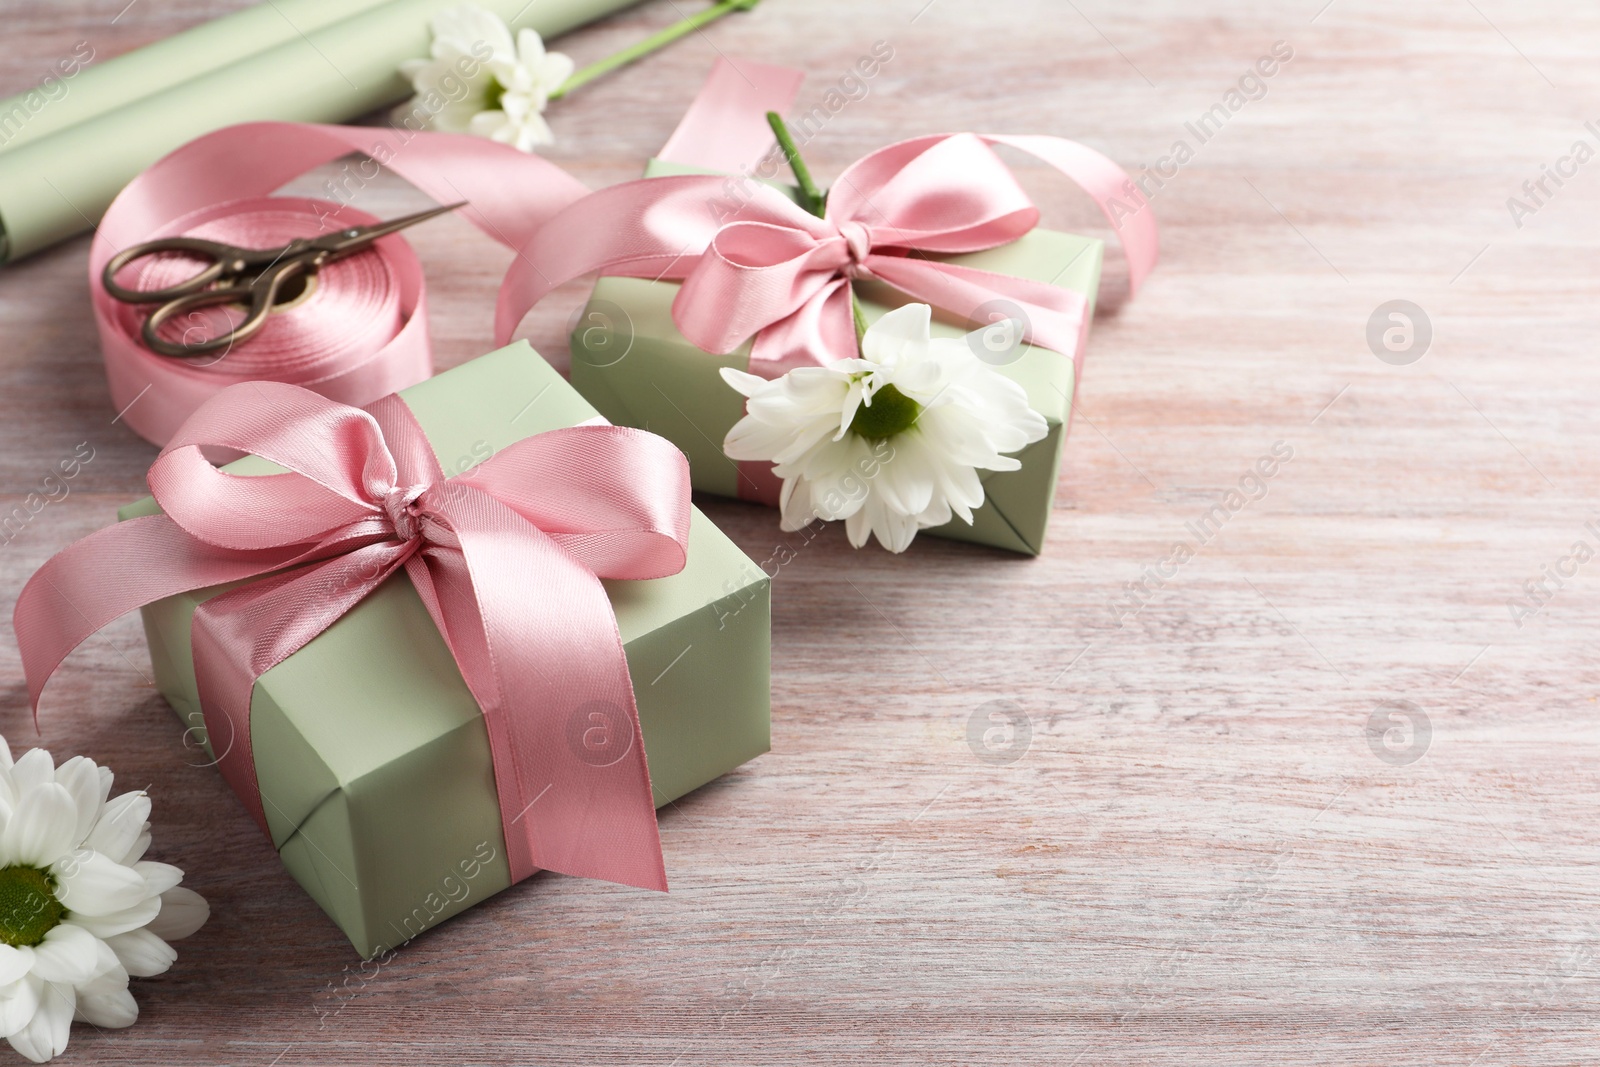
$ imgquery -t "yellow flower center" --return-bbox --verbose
[0,866,65,947]
[849,383,921,441]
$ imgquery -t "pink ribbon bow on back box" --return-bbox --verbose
[14,383,692,892]
[494,58,1159,381]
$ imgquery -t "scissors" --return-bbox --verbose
[100,203,465,357]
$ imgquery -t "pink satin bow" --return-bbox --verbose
[14,383,692,892]
[495,131,1159,376]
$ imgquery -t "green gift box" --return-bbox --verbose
[570,159,1104,556]
[118,341,771,958]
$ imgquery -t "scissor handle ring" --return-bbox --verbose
[101,237,254,304]
[139,256,319,358]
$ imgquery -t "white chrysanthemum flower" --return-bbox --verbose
[0,739,207,1063]
[721,303,1049,553]
[397,4,572,152]
[472,25,573,151]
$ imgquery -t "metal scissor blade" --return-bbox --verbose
[314,202,469,254]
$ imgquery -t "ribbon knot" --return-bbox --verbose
[838,220,873,274]
[15,377,696,895]
[382,483,429,543]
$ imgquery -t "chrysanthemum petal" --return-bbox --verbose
[53,758,105,850]
[82,792,150,867]
[776,476,813,532]
[0,973,40,1038]
[430,3,515,60]
[468,109,509,140]
[6,784,77,867]
[76,962,128,998]
[118,832,151,868]
[538,51,575,93]
[28,925,100,985]
[0,947,30,988]
[431,91,496,135]
[145,887,208,942]
[860,302,932,363]
[132,862,183,898]
[6,980,71,1063]
[843,507,872,548]
[53,852,148,917]
[498,88,531,120]
[63,897,161,940]
[104,929,176,979]
[525,114,556,148]
[875,434,935,518]
[512,25,547,65]
[724,411,822,464]
[870,494,922,552]
[8,752,53,798]
[74,985,137,1029]
[718,367,767,398]
[0,800,14,866]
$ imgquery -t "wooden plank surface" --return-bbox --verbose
[3,1,1599,1063]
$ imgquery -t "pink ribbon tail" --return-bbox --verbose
[13,518,311,718]
[657,58,804,175]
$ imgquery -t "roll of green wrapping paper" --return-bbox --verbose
[0,0,393,156]
[0,0,643,262]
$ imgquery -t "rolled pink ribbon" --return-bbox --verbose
[15,381,693,892]
[93,122,590,446]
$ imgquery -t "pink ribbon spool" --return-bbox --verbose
[88,120,593,447]
[97,196,430,448]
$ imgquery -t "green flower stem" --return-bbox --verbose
[765,111,826,217]
[549,0,761,101]
[768,111,873,348]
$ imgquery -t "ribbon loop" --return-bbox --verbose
[674,214,853,356]
[827,133,1040,254]
[462,425,693,580]
[156,380,398,508]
